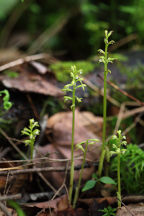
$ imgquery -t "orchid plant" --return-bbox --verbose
[62,65,86,205]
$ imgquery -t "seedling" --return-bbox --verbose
[98,30,115,177]
[110,130,127,208]
[62,65,86,205]
[21,118,40,160]
[99,206,116,216]
[82,173,116,192]
[0,89,12,111]
[73,138,98,208]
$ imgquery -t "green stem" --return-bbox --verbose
[117,153,121,208]
[30,140,34,160]
[105,146,110,176]
[98,43,108,177]
[73,140,88,208]
[69,85,76,205]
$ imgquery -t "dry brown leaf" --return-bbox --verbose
[36,110,102,188]
[23,195,69,211]
[116,203,144,216]
[0,69,62,96]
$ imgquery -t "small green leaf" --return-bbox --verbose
[109,40,115,45]
[82,180,97,192]
[76,97,82,103]
[76,144,85,152]
[64,96,72,102]
[99,176,116,185]
[98,49,105,55]
[24,140,31,146]
[108,31,113,38]
[88,139,99,142]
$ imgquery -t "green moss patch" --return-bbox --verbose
[50,61,95,82]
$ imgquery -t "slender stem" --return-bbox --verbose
[69,85,76,205]
[105,146,110,176]
[98,43,108,177]
[73,140,88,208]
[117,153,121,208]
[30,140,34,160]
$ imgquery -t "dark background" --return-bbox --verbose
[0,0,142,59]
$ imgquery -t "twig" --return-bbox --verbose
[0,128,58,193]
[0,166,67,176]
[114,103,125,134]
[0,53,50,72]
[38,172,57,193]
[123,195,144,203]
[0,162,95,176]
[0,194,22,201]
[0,147,11,159]
[98,74,144,106]
[0,128,27,159]
[123,114,142,135]
[117,198,135,216]
[0,192,54,202]
[82,76,120,107]
[0,157,70,164]
[109,34,137,52]
[52,162,69,200]
[0,201,12,216]
[122,106,144,119]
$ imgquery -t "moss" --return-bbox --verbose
[50,60,95,82]
[110,144,144,194]
[3,70,19,78]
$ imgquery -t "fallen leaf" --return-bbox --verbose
[36,110,102,188]
[0,68,62,96]
[23,195,69,211]
[116,203,144,216]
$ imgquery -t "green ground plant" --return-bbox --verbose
[0,89,12,127]
[62,65,86,205]
[73,138,98,208]
[111,144,144,194]
[21,118,40,160]
[99,206,116,216]
[110,130,127,208]
[8,200,26,216]
[97,30,115,177]
[82,173,116,192]
[0,89,12,111]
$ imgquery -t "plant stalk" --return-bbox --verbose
[73,140,88,208]
[69,85,76,205]
[117,153,121,208]
[98,43,108,177]
[30,140,34,160]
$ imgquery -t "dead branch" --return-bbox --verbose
[98,74,144,106]
[83,76,120,107]
[0,53,52,72]
[0,202,12,216]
